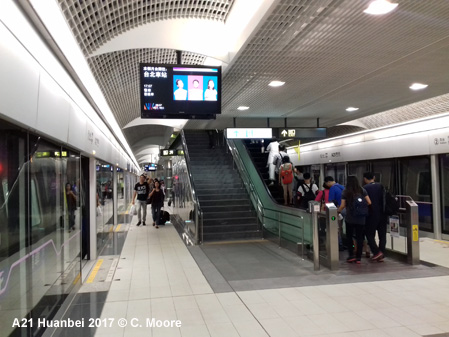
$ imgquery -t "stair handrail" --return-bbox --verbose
[180,129,203,244]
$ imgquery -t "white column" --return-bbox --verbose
[89,157,97,260]
[430,154,442,240]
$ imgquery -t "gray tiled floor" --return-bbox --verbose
[199,240,449,292]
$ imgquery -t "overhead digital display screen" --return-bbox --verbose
[140,63,221,119]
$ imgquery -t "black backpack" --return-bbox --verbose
[384,189,399,215]
[301,183,316,208]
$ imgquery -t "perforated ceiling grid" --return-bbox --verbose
[58,0,235,56]
[356,93,449,130]
[222,0,449,123]
[89,48,206,127]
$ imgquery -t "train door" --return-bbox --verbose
[371,159,397,192]
[398,157,433,233]
[347,162,370,184]
[325,163,347,186]
[439,154,449,239]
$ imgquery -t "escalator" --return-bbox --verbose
[243,140,284,204]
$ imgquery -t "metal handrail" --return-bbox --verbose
[180,130,203,244]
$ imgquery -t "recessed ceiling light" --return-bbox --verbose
[237,106,249,110]
[363,0,398,15]
[346,107,359,112]
[268,81,285,87]
[409,83,428,90]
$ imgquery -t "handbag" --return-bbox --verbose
[129,205,137,216]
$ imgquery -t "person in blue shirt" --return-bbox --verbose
[325,176,345,250]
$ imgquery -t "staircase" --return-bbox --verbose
[244,140,284,204]
[184,131,261,241]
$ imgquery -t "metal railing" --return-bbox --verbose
[227,139,312,259]
[180,130,203,244]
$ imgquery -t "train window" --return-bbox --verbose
[417,171,431,197]
[30,179,41,227]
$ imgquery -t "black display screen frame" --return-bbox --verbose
[140,63,222,119]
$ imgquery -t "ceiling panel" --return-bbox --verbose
[58,0,236,56]
[54,0,449,149]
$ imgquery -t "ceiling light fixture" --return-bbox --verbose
[363,0,398,15]
[268,81,285,87]
[409,83,428,90]
[346,107,359,112]
[237,106,249,110]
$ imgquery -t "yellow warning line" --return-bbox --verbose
[434,239,449,245]
[109,226,114,233]
[115,224,122,232]
[86,259,103,284]
[73,273,81,285]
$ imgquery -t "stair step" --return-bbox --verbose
[198,193,248,201]
[196,188,245,195]
[203,210,254,220]
[203,223,259,233]
[200,199,250,207]
[202,231,263,242]
[196,183,243,189]
[202,204,252,212]
[203,217,257,226]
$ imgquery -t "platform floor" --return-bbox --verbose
[50,213,449,337]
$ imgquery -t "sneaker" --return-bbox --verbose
[142,222,146,226]
[155,225,159,229]
[268,182,274,186]
[356,260,361,264]
[153,222,155,226]
[371,252,384,261]
[136,221,141,226]
[346,256,356,263]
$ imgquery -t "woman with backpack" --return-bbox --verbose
[337,176,372,264]
[279,155,294,206]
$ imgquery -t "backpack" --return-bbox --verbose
[352,194,369,217]
[384,189,399,215]
[280,163,293,184]
[301,183,317,208]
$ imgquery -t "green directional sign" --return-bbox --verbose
[331,216,336,221]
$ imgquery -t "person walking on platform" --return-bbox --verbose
[265,137,279,186]
[279,155,294,206]
[337,176,372,264]
[149,180,165,228]
[363,172,387,261]
[132,175,150,226]
[297,173,318,209]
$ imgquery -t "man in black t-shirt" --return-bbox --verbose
[363,172,387,261]
[132,175,150,226]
